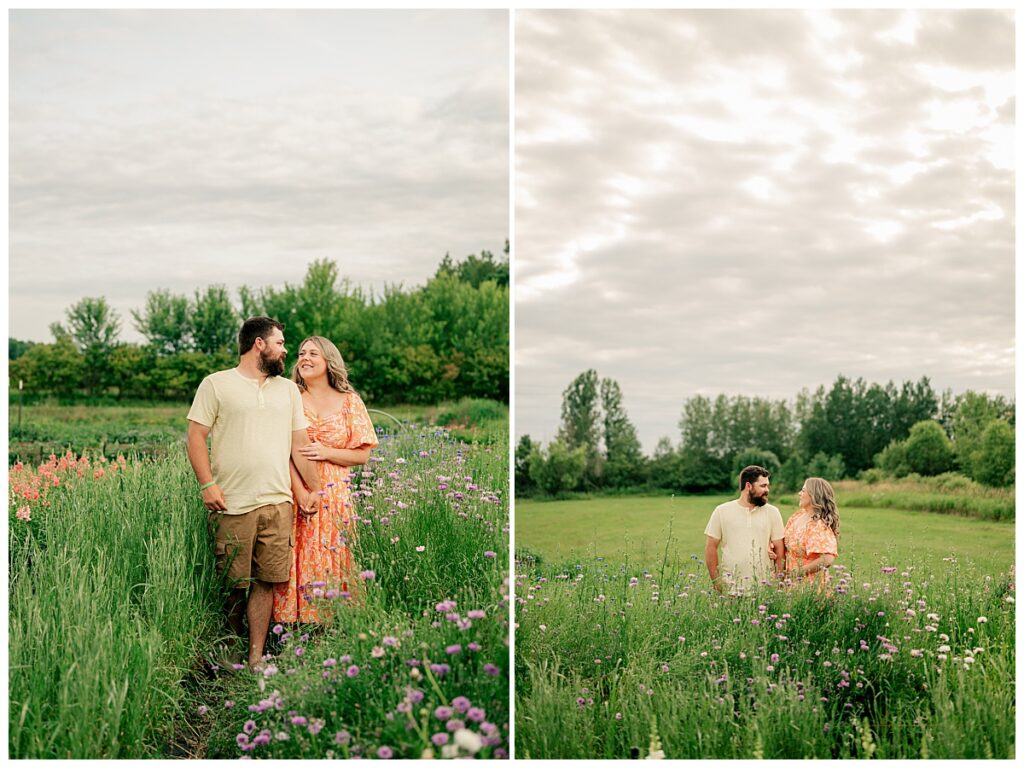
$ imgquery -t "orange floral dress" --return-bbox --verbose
[783,510,838,592]
[272,391,378,623]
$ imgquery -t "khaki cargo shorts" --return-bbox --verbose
[208,501,293,586]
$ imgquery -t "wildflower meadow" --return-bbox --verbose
[9,419,509,759]
[515,497,1015,759]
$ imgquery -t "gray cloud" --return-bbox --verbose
[516,9,1014,453]
[10,10,508,342]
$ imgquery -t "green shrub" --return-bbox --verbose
[731,449,782,484]
[971,420,1014,487]
[904,420,956,476]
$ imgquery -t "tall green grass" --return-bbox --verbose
[8,451,222,758]
[10,419,511,759]
[836,475,1014,521]
[515,553,1015,759]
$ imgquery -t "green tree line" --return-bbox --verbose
[517,371,1014,495]
[10,248,508,405]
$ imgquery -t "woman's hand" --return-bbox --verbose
[298,441,333,462]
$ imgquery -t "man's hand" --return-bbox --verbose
[767,546,778,561]
[201,484,228,512]
[711,577,724,595]
[295,487,318,518]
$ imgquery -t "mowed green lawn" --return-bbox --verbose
[515,494,1014,576]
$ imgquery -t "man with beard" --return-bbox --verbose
[703,465,784,595]
[186,316,321,670]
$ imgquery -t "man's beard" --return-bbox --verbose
[258,350,285,377]
[750,492,768,507]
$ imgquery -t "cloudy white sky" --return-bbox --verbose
[515,9,1015,453]
[10,10,508,343]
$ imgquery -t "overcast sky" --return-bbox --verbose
[515,9,1015,453]
[10,10,508,343]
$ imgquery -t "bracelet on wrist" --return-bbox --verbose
[199,480,216,492]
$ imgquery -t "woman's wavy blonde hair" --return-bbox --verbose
[803,476,839,536]
[292,336,355,394]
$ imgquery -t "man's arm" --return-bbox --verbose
[290,428,322,496]
[771,538,786,578]
[186,420,227,511]
[705,535,722,593]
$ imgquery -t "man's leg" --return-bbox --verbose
[247,580,275,668]
[209,511,257,665]
[250,501,295,669]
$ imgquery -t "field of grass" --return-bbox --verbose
[514,492,1014,576]
[8,397,506,464]
[515,490,1015,759]
[9,418,509,759]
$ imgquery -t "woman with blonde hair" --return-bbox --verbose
[783,477,839,591]
[272,336,378,623]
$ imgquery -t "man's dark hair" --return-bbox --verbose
[739,465,770,490]
[238,316,284,356]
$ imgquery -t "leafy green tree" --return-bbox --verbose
[152,350,233,400]
[515,435,538,496]
[648,437,681,490]
[679,395,715,455]
[528,438,588,495]
[9,337,86,395]
[971,420,1014,487]
[678,448,729,491]
[892,378,939,436]
[798,376,938,475]
[192,285,240,355]
[557,370,602,486]
[435,246,509,288]
[107,343,156,399]
[50,297,122,395]
[50,296,122,352]
[903,420,956,476]
[600,377,645,488]
[949,391,1015,480]
[9,338,37,360]
[132,289,192,354]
